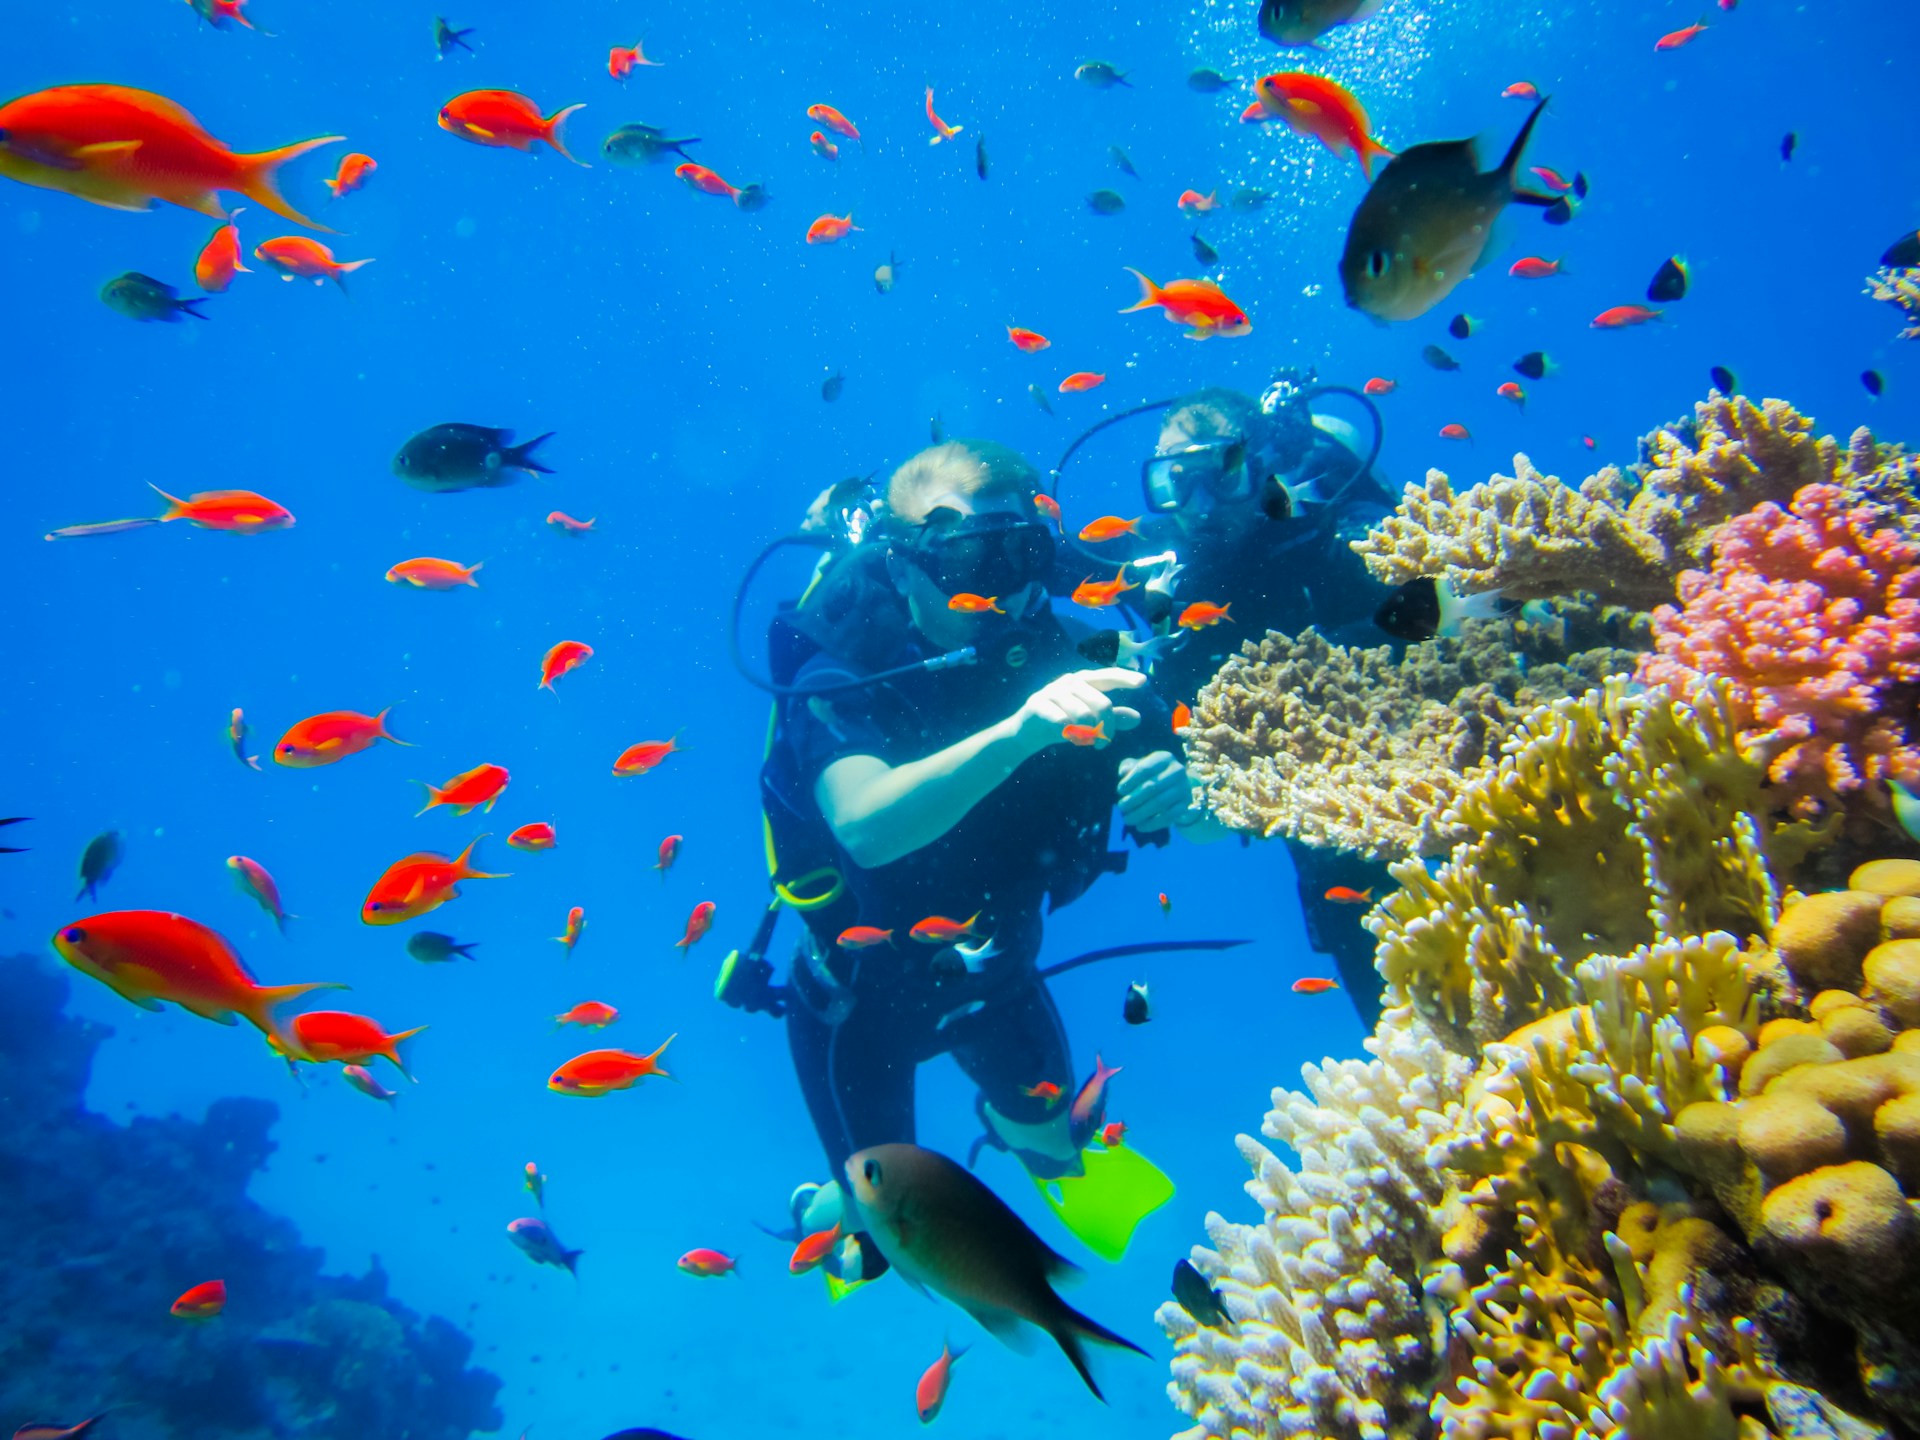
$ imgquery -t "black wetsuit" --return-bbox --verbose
[776,605,1164,1178]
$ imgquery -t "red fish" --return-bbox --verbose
[1101,1120,1127,1147]
[325,152,376,198]
[1324,885,1374,904]
[1007,326,1051,352]
[439,90,587,165]
[837,925,894,949]
[1024,1081,1063,1104]
[1527,165,1572,193]
[1077,515,1140,542]
[386,556,482,589]
[275,1009,427,1075]
[806,212,861,244]
[809,131,839,161]
[1508,255,1565,279]
[1176,188,1218,215]
[1363,377,1397,395]
[547,510,596,533]
[655,833,683,874]
[194,208,250,292]
[678,1248,737,1277]
[1062,721,1107,747]
[227,855,293,934]
[675,900,716,951]
[789,1223,841,1274]
[1655,22,1707,49]
[1058,372,1106,393]
[0,84,341,227]
[554,906,586,952]
[548,1035,676,1094]
[1497,381,1526,408]
[1292,977,1341,994]
[171,1279,226,1319]
[556,1000,618,1028]
[361,836,506,925]
[947,593,1004,613]
[539,640,594,691]
[46,484,295,541]
[1172,702,1191,733]
[924,87,963,145]
[1067,1053,1122,1141]
[917,1340,968,1423]
[910,913,979,943]
[1250,73,1394,178]
[1583,435,1598,450]
[1120,268,1250,340]
[613,733,683,777]
[608,40,661,79]
[1070,566,1134,608]
[1591,304,1663,329]
[1177,601,1232,629]
[807,105,862,146]
[254,236,373,290]
[1502,81,1539,99]
[275,708,405,767]
[12,1418,114,1440]
[1158,892,1171,913]
[1439,423,1472,441]
[676,162,742,202]
[508,823,557,851]
[51,909,340,1037]
[1033,494,1063,529]
[192,0,265,32]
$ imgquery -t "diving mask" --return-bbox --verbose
[1141,438,1258,514]
[904,510,1056,599]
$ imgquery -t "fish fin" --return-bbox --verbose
[965,1300,1038,1351]
[386,1025,429,1081]
[1117,267,1161,314]
[245,980,349,1046]
[373,707,413,746]
[644,1031,678,1079]
[147,483,189,520]
[1046,1296,1151,1402]
[233,134,346,232]
[506,431,556,474]
[543,103,590,167]
[1496,96,1552,200]
[414,782,445,817]
[73,140,143,161]
[453,834,509,881]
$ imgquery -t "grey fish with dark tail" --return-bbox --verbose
[392,423,555,491]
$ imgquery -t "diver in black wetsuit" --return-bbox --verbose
[763,439,1225,1256]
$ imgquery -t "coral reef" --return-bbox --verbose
[1636,483,1920,821]
[1184,617,1644,859]
[0,953,502,1440]
[1158,684,1920,1440]
[1350,395,1895,610]
[1866,268,1920,341]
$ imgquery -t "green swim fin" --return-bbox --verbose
[1034,1142,1174,1262]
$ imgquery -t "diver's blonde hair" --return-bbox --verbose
[1157,387,1260,453]
[884,440,1038,528]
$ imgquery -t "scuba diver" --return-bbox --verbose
[722,438,1224,1281]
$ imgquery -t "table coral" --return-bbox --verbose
[1636,483,1920,821]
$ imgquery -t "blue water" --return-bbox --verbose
[2,0,1911,1434]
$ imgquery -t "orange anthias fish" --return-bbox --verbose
[1101,1120,1127,1147]
[1440,423,1472,441]
[947,593,1004,614]
[613,733,683,777]
[1120,268,1251,340]
[1502,81,1539,99]
[917,1340,968,1424]
[0,84,342,227]
[608,40,661,79]
[439,90,588,165]
[1007,326,1051,352]
[554,905,585,951]
[1062,721,1106,747]
[191,0,265,32]
[556,1000,618,1029]
[837,925,894,949]
[1363,377,1397,395]
[655,833,683,873]
[1292,977,1341,994]
[53,908,341,1036]
[1508,255,1564,279]
[810,130,839,161]
[46,484,296,541]
[12,1419,117,1440]
[807,104,862,146]
[417,762,509,817]
[1655,21,1707,49]
[548,1035,676,1095]
[909,913,979,943]
[924,87,964,145]
[274,1009,427,1075]
[675,900,716,951]
[547,510,596,534]
[1528,166,1572,193]
[1178,601,1233,629]
[1024,1081,1063,1104]
[361,836,507,925]
[1175,189,1218,215]
[539,640,594,691]
[254,236,373,290]
[1033,494,1063,529]
[170,1279,226,1319]
[789,1222,842,1274]
[227,855,293,934]
[1077,515,1140,542]
[274,708,406,767]
[194,208,250,292]
[1172,702,1191,733]
[806,212,861,244]
[1071,567,1135,608]
[1251,73,1394,178]
[678,1248,738,1277]
[325,152,376,198]
[1325,885,1375,904]
[386,556,482,589]
[508,822,557,851]
[1497,381,1526,408]
[1058,372,1106,393]
[1592,304,1663,329]
[675,162,742,201]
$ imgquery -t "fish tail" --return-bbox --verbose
[233,134,347,232]
[507,431,556,474]
[563,1247,584,1276]
[245,980,349,1047]
[149,483,189,520]
[543,103,590,167]
[178,296,212,321]
[374,707,414,747]
[1357,134,1395,180]
[1118,267,1161,313]
[646,1031,678,1079]
[1048,1299,1151,1402]
[1502,97,1557,205]
[414,780,445,817]
[453,834,510,881]
[464,562,483,586]
[385,1025,430,1081]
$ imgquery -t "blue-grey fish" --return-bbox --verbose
[1187,68,1233,94]
[1259,0,1383,47]
[1086,189,1126,215]
[392,423,554,491]
[407,932,478,963]
[100,273,206,323]
[603,124,698,166]
[77,830,123,902]
[1075,61,1131,90]
[1171,1259,1231,1327]
[433,16,475,56]
[507,1216,582,1274]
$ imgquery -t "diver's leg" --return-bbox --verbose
[949,979,1080,1180]
[786,976,917,1176]
[1284,836,1390,1026]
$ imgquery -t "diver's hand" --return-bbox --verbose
[1010,668,1144,753]
[1117,750,1193,832]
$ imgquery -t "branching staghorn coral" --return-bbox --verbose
[1866,267,1920,341]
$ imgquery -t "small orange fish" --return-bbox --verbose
[539,639,594,691]
[807,105,862,145]
[1583,435,1597,450]
[547,510,597,534]
[1172,702,1192,733]
[676,162,742,202]
[1591,304,1663,329]
[1071,566,1135,608]
[1024,1080,1063,1104]
[554,905,585,951]
[195,0,263,33]
[508,822,557,851]
[677,1248,738,1277]
[1158,892,1170,913]
[806,212,861,244]
[608,40,661,79]
[548,1034,676,1094]
[1033,494,1063,529]
[324,152,376,198]
[655,833,683,874]
[1292,977,1341,994]
[1439,423,1472,441]
[274,1009,427,1074]
[361,836,506,925]
[675,900,716,951]
[171,1279,226,1319]
[917,1340,968,1424]
[386,556,482,590]
[194,207,250,292]
[1655,21,1707,49]
[788,1222,842,1274]
[227,854,293,934]
[1497,381,1526,408]
[342,1064,398,1104]
[1058,372,1106,393]
[275,708,406,768]
[1176,188,1218,215]
[910,913,979,943]
[837,925,895,949]
[924,86,964,144]
[253,236,373,290]
[1324,886,1374,905]
[1120,267,1251,340]
[47,485,296,541]
[1508,255,1564,279]
[809,130,839,161]
[1250,73,1393,178]
[1528,166,1572,193]
[1177,601,1232,629]
[1077,515,1141,542]
[947,593,1004,614]
[613,733,683,776]
[1363,377,1397,395]
[1502,81,1539,99]
[556,1001,618,1030]
[1007,326,1051,352]
[1101,1120,1127,1147]
[438,89,587,165]
[1062,721,1106,747]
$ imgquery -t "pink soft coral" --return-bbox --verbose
[1637,483,1920,816]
